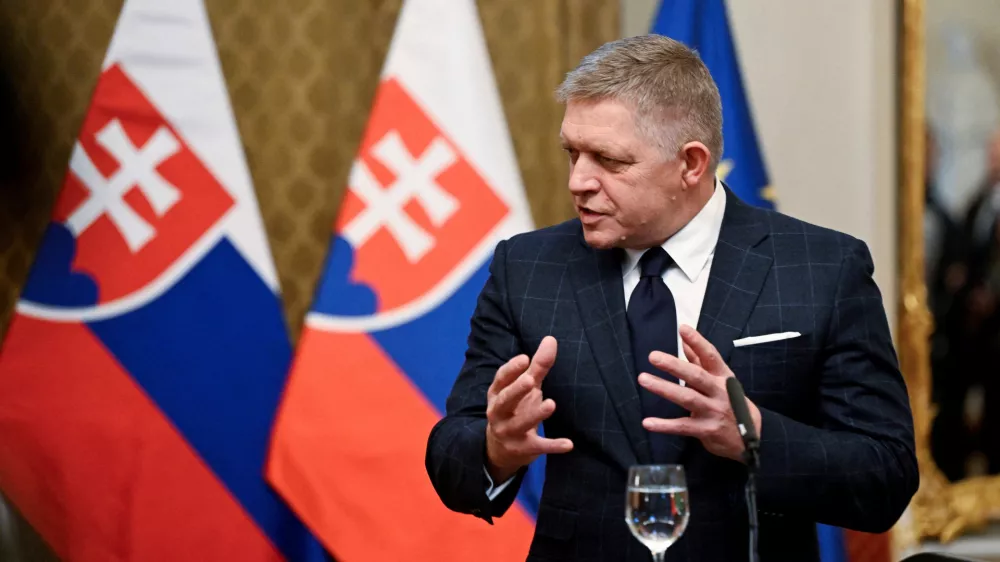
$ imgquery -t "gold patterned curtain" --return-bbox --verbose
[0,1,618,559]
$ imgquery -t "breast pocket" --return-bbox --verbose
[728,331,818,402]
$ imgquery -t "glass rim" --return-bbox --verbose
[627,464,687,486]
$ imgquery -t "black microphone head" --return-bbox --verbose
[726,376,758,444]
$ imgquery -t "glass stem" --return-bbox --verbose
[653,551,665,562]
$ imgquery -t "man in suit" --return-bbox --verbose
[425,34,918,561]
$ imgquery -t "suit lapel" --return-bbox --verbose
[696,189,774,363]
[565,190,772,468]
[569,240,651,468]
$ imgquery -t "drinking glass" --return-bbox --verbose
[624,464,689,562]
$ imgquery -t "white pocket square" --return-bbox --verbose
[733,332,802,348]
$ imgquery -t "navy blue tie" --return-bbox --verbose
[626,247,683,463]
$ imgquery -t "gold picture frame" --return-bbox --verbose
[894,0,1000,551]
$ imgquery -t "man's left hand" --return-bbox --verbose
[638,324,762,462]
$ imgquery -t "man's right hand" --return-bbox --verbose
[485,336,574,483]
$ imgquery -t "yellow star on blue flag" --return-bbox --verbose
[652,0,775,209]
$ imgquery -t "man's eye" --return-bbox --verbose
[598,154,624,167]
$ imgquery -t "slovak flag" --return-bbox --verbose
[266,0,543,559]
[0,1,327,561]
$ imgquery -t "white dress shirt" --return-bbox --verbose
[621,179,727,361]
[485,180,728,500]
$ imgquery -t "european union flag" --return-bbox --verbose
[651,0,774,209]
[653,3,859,561]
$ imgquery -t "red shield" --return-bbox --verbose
[334,78,510,313]
[51,64,235,304]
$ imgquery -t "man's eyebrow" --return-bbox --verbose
[560,136,605,152]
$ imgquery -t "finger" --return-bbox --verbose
[679,325,729,376]
[492,373,536,418]
[642,415,706,438]
[507,395,557,435]
[512,387,544,415]
[638,373,713,413]
[682,341,702,368]
[527,336,558,384]
[649,351,718,397]
[524,434,574,456]
[488,355,530,399]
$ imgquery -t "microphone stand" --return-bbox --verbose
[727,376,761,562]
[742,438,760,562]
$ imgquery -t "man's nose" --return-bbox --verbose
[568,156,601,195]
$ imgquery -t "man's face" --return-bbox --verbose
[560,98,686,250]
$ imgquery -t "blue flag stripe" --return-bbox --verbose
[89,238,330,562]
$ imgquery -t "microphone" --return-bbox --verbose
[726,376,759,449]
[726,376,760,562]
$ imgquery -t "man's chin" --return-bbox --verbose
[581,228,619,250]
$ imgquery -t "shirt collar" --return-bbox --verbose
[622,177,727,282]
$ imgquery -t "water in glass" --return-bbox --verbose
[625,465,689,561]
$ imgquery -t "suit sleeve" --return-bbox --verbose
[425,239,527,523]
[755,238,919,533]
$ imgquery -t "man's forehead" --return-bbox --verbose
[561,100,637,139]
[559,123,633,153]
[560,132,621,152]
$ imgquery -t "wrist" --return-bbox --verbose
[485,434,521,483]
[486,458,519,484]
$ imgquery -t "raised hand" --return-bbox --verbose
[485,336,574,482]
[638,325,762,462]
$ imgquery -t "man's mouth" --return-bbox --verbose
[578,207,605,224]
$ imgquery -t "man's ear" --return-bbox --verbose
[678,141,712,188]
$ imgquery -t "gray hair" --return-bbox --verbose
[555,34,723,169]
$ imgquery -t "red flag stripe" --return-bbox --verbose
[0,315,283,562]
[267,328,535,560]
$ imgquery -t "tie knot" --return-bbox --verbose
[639,247,672,278]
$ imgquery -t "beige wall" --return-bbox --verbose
[622,0,898,328]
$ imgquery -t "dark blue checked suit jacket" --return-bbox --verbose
[426,189,918,562]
